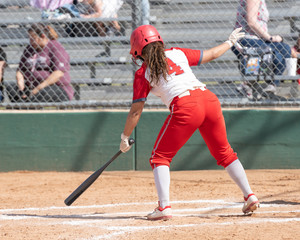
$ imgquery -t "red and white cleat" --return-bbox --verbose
[147,205,172,221]
[242,193,260,214]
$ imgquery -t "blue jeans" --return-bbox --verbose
[0,87,3,102]
[61,3,81,18]
[42,4,81,19]
[232,38,291,75]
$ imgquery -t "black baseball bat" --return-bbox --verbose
[64,138,135,206]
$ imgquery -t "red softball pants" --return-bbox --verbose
[149,88,238,169]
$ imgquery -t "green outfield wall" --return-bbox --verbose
[0,109,299,172]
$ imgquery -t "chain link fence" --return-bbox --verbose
[0,0,299,110]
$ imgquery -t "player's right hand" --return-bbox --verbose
[120,133,132,153]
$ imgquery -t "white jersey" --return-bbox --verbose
[133,47,206,107]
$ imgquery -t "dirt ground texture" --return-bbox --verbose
[0,169,299,240]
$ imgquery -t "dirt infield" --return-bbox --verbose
[0,170,299,240]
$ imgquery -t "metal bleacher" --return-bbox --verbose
[0,0,299,109]
[151,0,300,106]
[0,0,135,108]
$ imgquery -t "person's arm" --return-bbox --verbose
[80,0,103,18]
[291,48,297,58]
[202,28,245,64]
[16,70,25,91]
[0,61,5,82]
[0,47,7,82]
[16,70,28,99]
[246,0,281,42]
[202,42,232,64]
[120,101,145,153]
[291,47,300,59]
[17,46,31,92]
[31,70,64,95]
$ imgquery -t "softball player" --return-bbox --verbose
[120,25,259,220]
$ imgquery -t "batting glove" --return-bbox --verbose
[120,133,132,153]
[226,27,245,47]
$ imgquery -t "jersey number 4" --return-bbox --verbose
[167,58,184,75]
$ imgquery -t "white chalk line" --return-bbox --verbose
[0,199,297,214]
[82,218,300,240]
[0,204,297,218]
[0,200,299,222]
[1,211,299,240]
[1,199,299,240]
[1,209,299,221]
[0,199,228,213]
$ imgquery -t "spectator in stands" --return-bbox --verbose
[30,0,80,19]
[0,47,7,102]
[78,0,124,36]
[6,23,74,103]
[291,33,300,84]
[232,0,293,97]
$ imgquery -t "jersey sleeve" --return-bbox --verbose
[132,64,151,103]
[173,47,203,66]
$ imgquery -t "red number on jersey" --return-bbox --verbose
[167,58,184,75]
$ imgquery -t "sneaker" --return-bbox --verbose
[147,205,172,221]
[243,84,254,100]
[264,84,276,93]
[253,91,262,101]
[236,83,244,94]
[242,193,260,214]
[236,82,253,100]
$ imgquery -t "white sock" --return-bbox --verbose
[153,165,170,208]
[225,159,253,198]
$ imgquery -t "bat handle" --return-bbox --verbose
[128,138,135,145]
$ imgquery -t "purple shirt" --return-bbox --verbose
[30,0,73,11]
[18,40,74,100]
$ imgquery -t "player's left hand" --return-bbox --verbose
[120,133,132,153]
[228,27,245,46]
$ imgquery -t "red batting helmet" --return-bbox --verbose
[130,25,164,59]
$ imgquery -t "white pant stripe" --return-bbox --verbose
[150,105,174,164]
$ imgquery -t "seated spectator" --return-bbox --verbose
[78,0,124,36]
[30,0,80,19]
[291,33,300,84]
[0,47,7,102]
[6,23,74,103]
[31,0,124,37]
[232,0,293,99]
